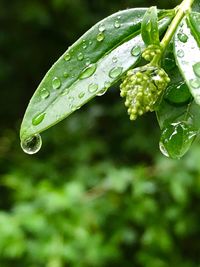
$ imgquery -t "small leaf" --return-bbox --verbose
[20,9,174,142]
[141,6,160,46]
[174,15,200,106]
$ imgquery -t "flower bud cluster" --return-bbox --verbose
[142,44,162,62]
[120,66,170,120]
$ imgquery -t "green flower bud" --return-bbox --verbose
[120,65,170,120]
[142,44,162,62]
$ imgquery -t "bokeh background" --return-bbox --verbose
[1,0,200,266]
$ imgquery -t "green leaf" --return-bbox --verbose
[157,43,200,159]
[141,6,160,46]
[187,12,200,45]
[174,14,200,106]
[20,9,173,142]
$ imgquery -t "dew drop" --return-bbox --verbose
[40,88,50,99]
[32,112,45,126]
[61,88,70,96]
[78,92,85,98]
[88,83,98,93]
[64,53,71,61]
[109,66,123,78]
[131,45,141,57]
[190,79,200,89]
[98,23,105,32]
[177,49,184,58]
[177,32,188,43]
[97,32,105,42]
[114,20,121,28]
[82,41,87,49]
[80,64,97,79]
[77,52,84,61]
[159,141,169,157]
[193,62,200,77]
[21,134,42,155]
[52,77,61,89]
[89,41,93,45]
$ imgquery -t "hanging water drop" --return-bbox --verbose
[177,32,188,43]
[98,23,105,32]
[64,53,71,61]
[80,64,97,79]
[40,88,50,99]
[131,45,141,57]
[190,79,200,89]
[177,49,184,58]
[109,67,123,78]
[52,77,61,89]
[77,52,84,61]
[21,134,42,155]
[193,62,200,77]
[97,32,105,42]
[32,112,45,126]
[88,83,98,93]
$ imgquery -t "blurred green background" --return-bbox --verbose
[1,0,200,266]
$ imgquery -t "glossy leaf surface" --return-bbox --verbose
[174,14,200,106]
[20,9,173,141]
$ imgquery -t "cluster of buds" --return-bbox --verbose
[120,65,170,120]
[142,44,162,62]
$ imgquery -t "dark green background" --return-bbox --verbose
[1,0,200,266]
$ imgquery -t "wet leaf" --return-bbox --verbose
[174,14,200,106]
[20,8,173,142]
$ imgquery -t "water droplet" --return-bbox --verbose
[114,20,121,28]
[177,32,188,43]
[159,122,197,159]
[61,88,70,96]
[89,41,93,45]
[97,32,105,42]
[64,53,71,61]
[21,134,42,155]
[88,83,98,93]
[117,16,121,19]
[82,40,87,49]
[68,96,74,101]
[193,62,200,77]
[177,49,184,58]
[98,23,105,32]
[77,52,84,61]
[63,72,69,78]
[78,92,85,98]
[80,64,97,79]
[32,112,45,126]
[112,57,118,63]
[40,88,50,99]
[190,79,200,89]
[52,77,61,89]
[109,67,123,78]
[131,45,141,57]
[97,87,107,96]
[85,58,91,66]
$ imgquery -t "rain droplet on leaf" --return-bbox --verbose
[97,32,105,42]
[32,112,45,126]
[109,67,123,78]
[52,77,61,89]
[80,64,97,79]
[40,88,50,99]
[131,45,141,57]
[64,53,71,61]
[88,83,98,93]
[193,62,200,78]
[177,49,184,58]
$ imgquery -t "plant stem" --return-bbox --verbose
[160,0,194,49]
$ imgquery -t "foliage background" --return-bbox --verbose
[1,0,200,266]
